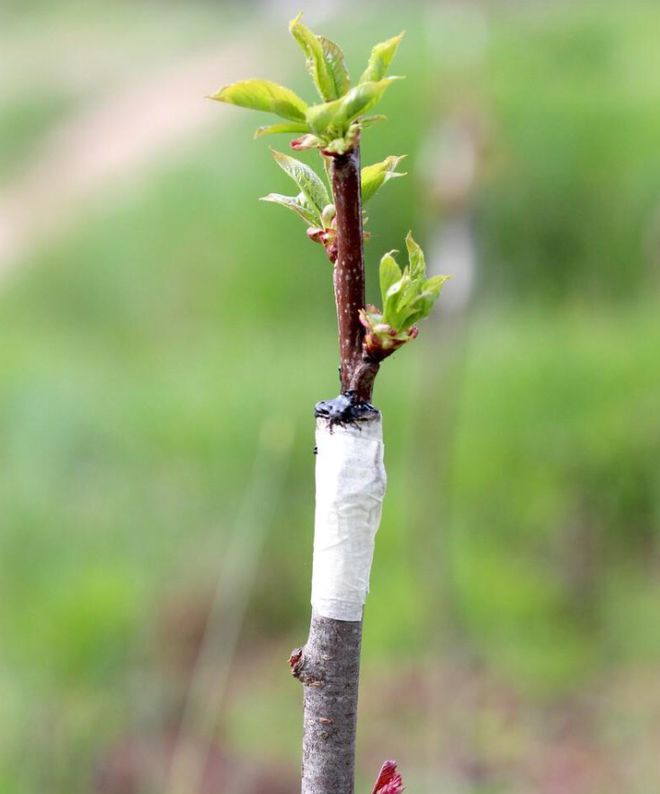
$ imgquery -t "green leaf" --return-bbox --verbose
[361,155,407,203]
[306,98,342,136]
[260,193,319,226]
[296,190,318,216]
[210,79,308,122]
[394,278,421,328]
[379,234,449,331]
[306,78,398,136]
[289,14,339,101]
[318,35,350,98]
[359,32,405,83]
[379,251,402,300]
[271,150,330,214]
[405,231,426,281]
[336,79,399,127]
[254,121,309,138]
[397,275,450,328]
[358,114,387,129]
[402,278,449,326]
[383,272,410,329]
[424,274,451,297]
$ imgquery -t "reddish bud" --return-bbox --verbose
[372,760,404,794]
[291,134,322,151]
[307,227,325,243]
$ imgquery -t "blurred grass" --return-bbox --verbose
[0,93,77,182]
[1,2,660,793]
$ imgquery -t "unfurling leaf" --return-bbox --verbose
[362,233,449,359]
[306,78,399,136]
[358,114,388,129]
[361,155,407,203]
[359,32,405,84]
[335,79,399,127]
[260,193,319,226]
[379,251,401,300]
[254,122,309,138]
[271,150,330,214]
[318,36,350,98]
[382,233,449,330]
[305,98,342,136]
[210,79,308,122]
[290,14,348,101]
[404,230,425,280]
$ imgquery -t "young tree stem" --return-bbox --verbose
[291,615,363,793]
[331,145,379,402]
[291,144,380,794]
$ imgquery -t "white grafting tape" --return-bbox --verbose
[311,416,387,621]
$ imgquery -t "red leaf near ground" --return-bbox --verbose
[371,760,404,794]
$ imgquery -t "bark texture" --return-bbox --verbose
[291,614,363,794]
[331,146,379,403]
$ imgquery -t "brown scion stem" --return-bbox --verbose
[330,145,379,402]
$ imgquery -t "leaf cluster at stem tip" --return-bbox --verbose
[209,13,404,154]
[209,15,449,355]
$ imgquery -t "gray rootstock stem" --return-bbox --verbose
[289,145,377,794]
[290,615,363,793]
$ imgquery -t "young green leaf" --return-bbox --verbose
[305,98,342,136]
[260,193,320,226]
[379,251,402,300]
[306,78,398,136]
[405,231,426,281]
[400,277,450,327]
[361,155,407,203]
[424,274,451,297]
[335,78,400,128]
[358,114,388,129]
[359,32,405,83]
[377,235,450,333]
[381,262,410,329]
[210,79,308,122]
[318,35,350,98]
[271,150,330,214]
[254,121,310,138]
[383,272,411,330]
[290,14,343,101]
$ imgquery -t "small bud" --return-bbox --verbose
[307,227,325,243]
[371,760,404,794]
[291,134,323,151]
[321,204,336,228]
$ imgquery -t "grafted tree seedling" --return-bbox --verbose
[210,13,448,793]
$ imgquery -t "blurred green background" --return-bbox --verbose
[2,2,660,792]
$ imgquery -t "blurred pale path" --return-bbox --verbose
[0,42,261,278]
[0,0,347,280]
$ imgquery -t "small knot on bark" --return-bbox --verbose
[289,646,324,687]
[289,647,303,671]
